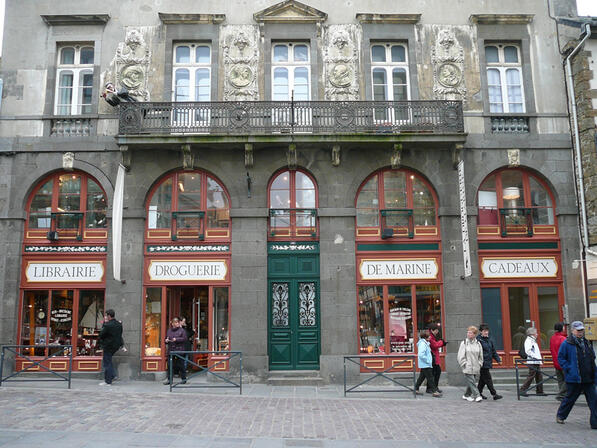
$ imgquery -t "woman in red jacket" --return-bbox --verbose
[550,322,567,401]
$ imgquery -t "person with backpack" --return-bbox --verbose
[476,323,502,400]
[98,309,123,386]
[457,326,484,402]
[519,327,546,396]
[549,322,567,401]
[414,329,442,397]
[556,321,597,428]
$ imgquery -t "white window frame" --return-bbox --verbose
[485,44,525,113]
[172,43,212,129]
[370,43,410,124]
[271,42,311,101]
[54,45,94,115]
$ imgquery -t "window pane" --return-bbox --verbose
[178,173,202,210]
[57,174,81,229]
[501,170,524,209]
[509,287,530,351]
[485,46,499,63]
[388,286,413,353]
[176,46,190,63]
[506,68,524,112]
[58,72,74,114]
[392,69,408,101]
[144,288,162,357]
[391,45,406,62]
[273,68,289,100]
[195,69,210,101]
[213,287,229,351]
[481,288,504,350]
[295,172,316,208]
[78,71,94,114]
[273,45,288,62]
[392,68,407,85]
[293,67,309,100]
[148,178,172,229]
[60,47,75,65]
[356,175,379,227]
[49,289,73,356]
[29,179,53,229]
[371,45,386,62]
[478,174,498,225]
[529,177,554,225]
[372,69,387,101]
[21,290,49,356]
[80,47,94,65]
[413,178,435,226]
[294,44,308,62]
[196,46,210,63]
[358,286,384,353]
[175,69,190,101]
[383,171,406,208]
[487,68,503,113]
[416,285,441,333]
[86,179,107,228]
[206,176,227,209]
[77,291,104,356]
[504,46,519,63]
[538,286,559,349]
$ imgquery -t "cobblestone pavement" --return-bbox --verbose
[0,380,596,447]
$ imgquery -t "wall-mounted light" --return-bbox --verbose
[503,187,520,200]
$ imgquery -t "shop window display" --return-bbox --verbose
[144,288,162,357]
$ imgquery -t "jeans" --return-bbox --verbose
[521,365,544,394]
[415,367,438,392]
[556,382,597,428]
[464,373,480,398]
[478,367,497,396]
[102,350,116,384]
[555,370,567,399]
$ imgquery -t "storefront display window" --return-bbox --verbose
[213,287,229,351]
[20,291,49,356]
[49,290,73,355]
[416,285,441,331]
[537,286,559,347]
[144,288,162,357]
[359,286,384,353]
[388,286,412,353]
[77,290,104,356]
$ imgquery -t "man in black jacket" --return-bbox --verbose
[477,323,502,400]
[98,309,123,386]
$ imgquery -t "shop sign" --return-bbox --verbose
[50,308,72,323]
[481,257,558,278]
[359,259,438,280]
[25,261,104,283]
[148,260,227,281]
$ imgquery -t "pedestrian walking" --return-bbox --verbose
[180,317,195,372]
[98,309,123,386]
[163,317,187,385]
[520,327,546,396]
[476,323,502,400]
[549,322,567,401]
[415,329,442,397]
[426,323,446,393]
[457,325,484,402]
[556,321,597,429]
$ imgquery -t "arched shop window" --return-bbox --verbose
[477,169,556,237]
[268,169,318,239]
[355,169,437,239]
[27,171,107,240]
[146,170,230,240]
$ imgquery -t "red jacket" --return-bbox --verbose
[429,332,445,365]
[549,331,566,370]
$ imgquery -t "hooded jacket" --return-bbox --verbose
[429,332,445,365]
[417,338,433,369]
[476,334,501,369]
[457,337,484,375]
[557,335,597,384]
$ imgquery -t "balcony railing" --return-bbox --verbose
[491,116,529,133]
[499,208,533,237]
[380,209,414,239]
[269,208,317,238]
[171,210,205,241]
[118,100,464,136]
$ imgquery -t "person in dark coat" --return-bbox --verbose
[549,322,567,401]
[426,323,446,393]
[556,321,597,429]
[476,323,502,400]
[180,317,195,371]
[163,317,187,385]
[98,309,123,386]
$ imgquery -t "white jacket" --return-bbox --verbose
[524,335,542,365]
[457,337,484,374]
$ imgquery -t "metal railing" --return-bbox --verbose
[269,208,317,238]
[0,345,73,388]
[515,356,558,400]
[119,100,464,136]
[172,210,205,241]
[343,354,417,397]
[380,209,414,239]
[499,207,533,237]
[168,350,242,394]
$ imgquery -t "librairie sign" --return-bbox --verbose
[25,261,104,283]
[148,260,227,281]
[481,257,558,278]
[359,259,438,280]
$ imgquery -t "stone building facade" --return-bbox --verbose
[0,0,585,383]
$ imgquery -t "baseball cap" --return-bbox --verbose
[570,321,584,331]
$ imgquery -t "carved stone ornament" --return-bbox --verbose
[114,29,151,101]
[507,149,520,167]
[62,152,75,171]
[431,28,466,102]
[222,26,259,101]
[323,25,360,101]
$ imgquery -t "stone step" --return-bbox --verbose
[267,370,325,386]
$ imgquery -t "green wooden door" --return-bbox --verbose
[268,253,320,370]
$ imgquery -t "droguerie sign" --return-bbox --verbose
[360,259,438,280]
[481,257,558,278]
[148,260,227,281]
[25,262,104,283]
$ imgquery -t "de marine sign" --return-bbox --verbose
[481,257,558,279]
[359,259,439,280]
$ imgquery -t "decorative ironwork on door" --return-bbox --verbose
[272,283,289,327]
[299,282,316,327]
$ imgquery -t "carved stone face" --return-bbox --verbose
[125,29,143,50]
[234,33,249,52]
[333,34,348,49]
[438,30,454,49]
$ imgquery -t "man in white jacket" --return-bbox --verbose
[520,327,546,396]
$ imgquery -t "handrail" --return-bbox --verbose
[0,345,73,388]
[168,350,242,394]
[380,208,414,239]
[171,210,205,241]
[499,207,533,237]
[343,354,417,397]
[514,356,558,400]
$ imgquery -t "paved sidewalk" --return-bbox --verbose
[0,379,595,447]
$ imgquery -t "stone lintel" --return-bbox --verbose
[356,13,421,24]
[158,13,226,24]
[254,0,327,24]
[469,14,534,25]
[41,14,111,26]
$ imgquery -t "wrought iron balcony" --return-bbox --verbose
[118,100,464,136]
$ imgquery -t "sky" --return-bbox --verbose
[577,0,597,16]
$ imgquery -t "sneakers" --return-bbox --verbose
[493,394,503,400]
[415,390,424,395]
[474,396,483,402]
[432,392,442,398]
[462,395,474,402]
[163,379,171,385]
[556,417,565,424]
[98,382,112,386]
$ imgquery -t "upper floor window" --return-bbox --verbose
[173,44,211,102]
[55,45,94,115]
[268,169,317,239]
[485,44,525,113]
[272,43,310,101]
[477,169,555,237]
[371,44,409,102]
[356,169,437,239]
[147,170,229,241]
[27,171,107,239]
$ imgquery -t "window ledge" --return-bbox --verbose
[469,14,534,25]
[41,15,110,26]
